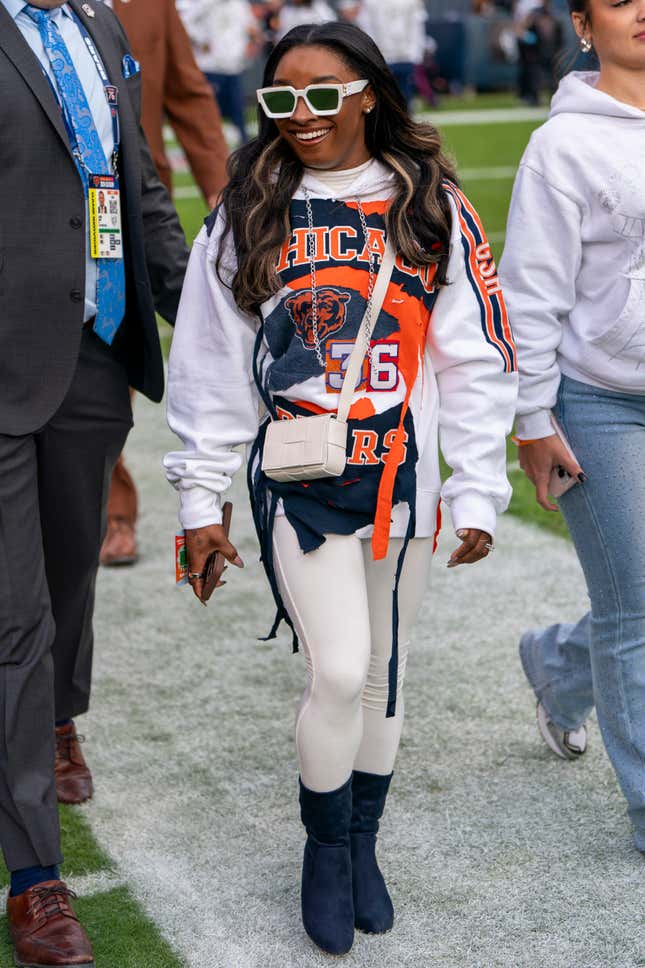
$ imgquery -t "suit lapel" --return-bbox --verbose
[0,2,74,160]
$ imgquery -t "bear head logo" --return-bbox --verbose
[285,287,352,351]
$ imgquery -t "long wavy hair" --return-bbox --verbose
[217,22,458,313]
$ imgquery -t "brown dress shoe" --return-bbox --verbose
[7,880,94,967]
[99,516,138,566]
[55,723,93,805]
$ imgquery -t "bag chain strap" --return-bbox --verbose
[303,188,376,369]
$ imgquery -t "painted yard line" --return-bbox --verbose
[459,165,517,181]
[173,169,515,203]
[163,106,547,157]
[65,869,126,896]
[162,107,546,143]
[221,107,546,139]
[418,106,548,126]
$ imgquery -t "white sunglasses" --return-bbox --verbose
[256,79,369,119]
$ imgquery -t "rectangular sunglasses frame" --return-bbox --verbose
[256,79,369,119]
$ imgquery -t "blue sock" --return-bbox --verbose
[10,865,60,897]
[55,719,72,728]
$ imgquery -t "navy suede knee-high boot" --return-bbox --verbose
[299,776,354,955]
[350,770,394,933]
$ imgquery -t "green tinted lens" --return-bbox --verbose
[307,87,341,112]
[263,89,296,115]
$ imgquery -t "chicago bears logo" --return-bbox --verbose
[285,287,351,351]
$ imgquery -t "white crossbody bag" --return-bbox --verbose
[261,238,396,484]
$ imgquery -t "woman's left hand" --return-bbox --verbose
[447,529,493,568]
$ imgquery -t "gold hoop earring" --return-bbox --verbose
[580,37,593,53]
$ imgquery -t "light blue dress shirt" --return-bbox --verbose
[1,0,115,321]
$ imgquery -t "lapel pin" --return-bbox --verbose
[81,3,96,16]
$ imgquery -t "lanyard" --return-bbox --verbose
[41,10,120,177]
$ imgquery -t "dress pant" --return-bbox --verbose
[0,328,132,870]
[106,390,138,528]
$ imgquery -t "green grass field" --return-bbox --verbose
[0,101,569,968]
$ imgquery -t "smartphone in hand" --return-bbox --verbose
[200,501,233,604]
[549,414,580,498]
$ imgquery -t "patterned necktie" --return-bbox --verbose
[24,4,125,345]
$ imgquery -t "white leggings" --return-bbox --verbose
[273,516,433,792]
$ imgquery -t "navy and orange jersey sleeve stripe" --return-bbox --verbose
[443,182,517,374]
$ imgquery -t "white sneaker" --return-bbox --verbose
[536,701,588,761]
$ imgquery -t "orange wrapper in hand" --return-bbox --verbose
[175,531,188,585]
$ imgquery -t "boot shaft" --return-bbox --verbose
[350,771,393,836]
[299,776,352,846]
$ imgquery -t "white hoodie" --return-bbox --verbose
[164,160,517,550]
[499,71,645,440]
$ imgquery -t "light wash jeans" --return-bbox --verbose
[520,375,645,851]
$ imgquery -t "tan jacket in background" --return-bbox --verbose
[111,0,229,202]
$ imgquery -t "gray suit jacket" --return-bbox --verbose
[0,0,189,434]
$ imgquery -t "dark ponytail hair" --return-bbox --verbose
[217,21,458,314]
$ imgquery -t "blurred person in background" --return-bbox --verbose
[525,0,564,97]
[276,0,337,40]
[357,0,427,106]
[251,0,283,51]
[413,34,448,108]
[473,0,497,13]
[337,0,361,22]
[514,0,542,102]
[501,0,645,854]
[180,0,263,146]
[100,0,228,568]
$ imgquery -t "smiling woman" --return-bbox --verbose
[164,19,518,959]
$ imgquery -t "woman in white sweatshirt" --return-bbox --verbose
[165,22,517,954]
[500,0,645,854]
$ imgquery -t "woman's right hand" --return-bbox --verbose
[519,434,584,512]
[184,524,244,604]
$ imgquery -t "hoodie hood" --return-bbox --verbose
[550,71,645,121]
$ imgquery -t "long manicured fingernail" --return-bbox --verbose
[233,555,245,568]
[578,473,587,483]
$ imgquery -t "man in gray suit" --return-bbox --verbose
[0,0,188,963]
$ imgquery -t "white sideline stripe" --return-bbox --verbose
[173,169,515,202]
[417,106,549,126]
[164,107,546,144]
[459,165,517,181]
[65,870,125,896]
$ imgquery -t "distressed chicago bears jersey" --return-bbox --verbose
[165,161,518,556]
